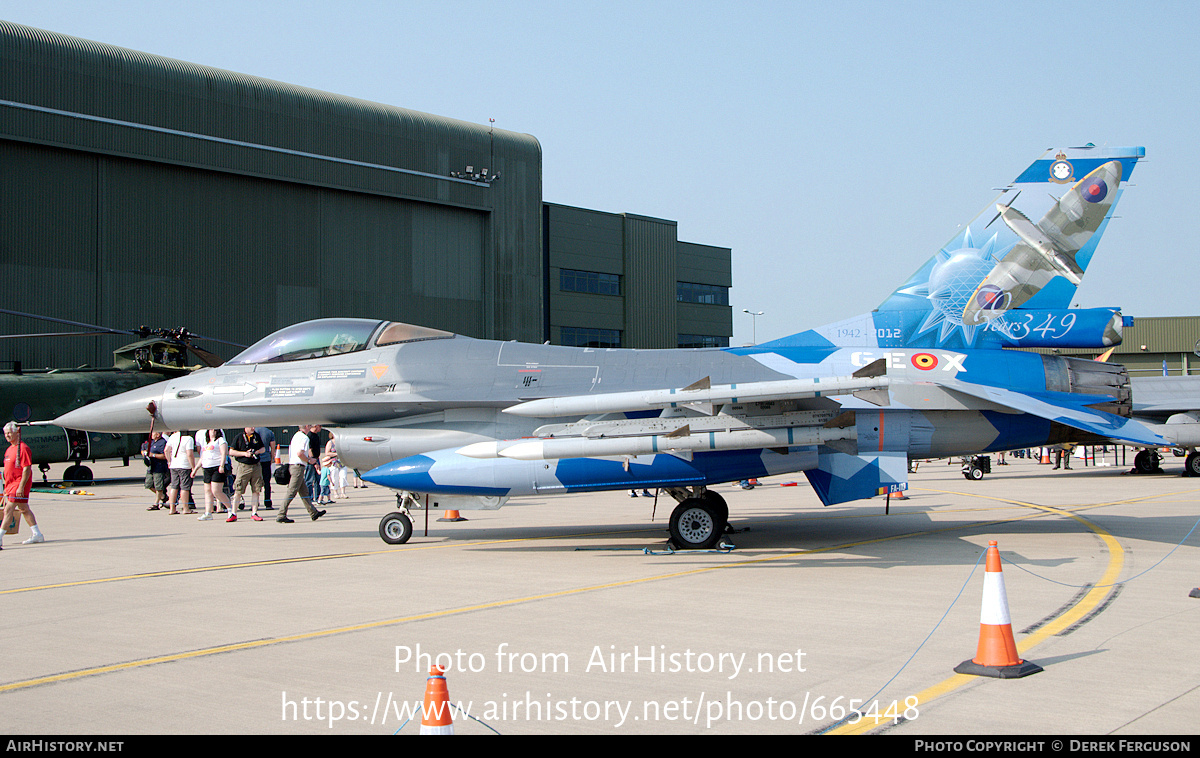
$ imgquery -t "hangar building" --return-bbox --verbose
[0,20,732,370]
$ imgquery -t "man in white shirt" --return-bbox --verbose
[278,425,326,523]
[165,430,198,515]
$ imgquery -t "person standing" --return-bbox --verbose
[165,429,198,514]
[304,424,322,502]
[277,425,325,524]
[0,422,41,548]
[144,431,169,509]
[230,427,266,521]
[196,429,233,520]
[254,426,276,510]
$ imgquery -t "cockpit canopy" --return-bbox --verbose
[226,318,453,365]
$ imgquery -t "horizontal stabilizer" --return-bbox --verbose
[946,382,1165,447]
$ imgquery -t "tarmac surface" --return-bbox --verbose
[1,451,1198,736]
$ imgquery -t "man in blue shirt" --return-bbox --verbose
[254,426,276,510]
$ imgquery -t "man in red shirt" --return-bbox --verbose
[1,421,42,548]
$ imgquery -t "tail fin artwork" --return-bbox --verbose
[765,145,1143,353]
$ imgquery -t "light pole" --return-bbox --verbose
[742,310,763,345]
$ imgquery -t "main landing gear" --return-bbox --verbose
[665,488,732,550]
[63,463,94,485]
[1133,449,1163,474]
[1184,452,1200,477]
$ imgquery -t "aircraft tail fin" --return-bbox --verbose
[763,145,1143,352]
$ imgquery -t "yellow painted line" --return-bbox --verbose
[0,489,1070,597]
[0,502,1083,695]
[827,498,1127,735]
[3,486,1184,696]
[0,525,670,596]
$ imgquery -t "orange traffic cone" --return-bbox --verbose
[420,665,454,734]
[437,510,468,522]
[954,541,1042,679]
[1040,448,1051,464]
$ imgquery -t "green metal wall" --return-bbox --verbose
[0,20,543,369]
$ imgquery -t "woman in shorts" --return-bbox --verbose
[196,429,233,521]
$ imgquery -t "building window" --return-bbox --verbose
[561,327,622,348]
[677,281,729,306]
[560,269,621,296]
[678,334,729,349]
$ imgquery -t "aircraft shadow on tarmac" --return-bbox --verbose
[290,503,1200,574]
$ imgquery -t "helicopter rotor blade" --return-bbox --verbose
[0,309,135,337]
[0,331,116,339]
[1,311,246,365]
[187,345,225,368]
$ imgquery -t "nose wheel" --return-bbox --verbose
[379,511,413,544]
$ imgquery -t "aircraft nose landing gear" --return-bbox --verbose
[379,492,415,544]
[379,511,413,544]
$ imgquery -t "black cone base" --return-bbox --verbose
[954,659,1043,679]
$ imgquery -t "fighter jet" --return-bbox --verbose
[56,145,1165,548]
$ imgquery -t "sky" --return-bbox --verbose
[4,0,1197,345]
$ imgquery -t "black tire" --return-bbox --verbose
[64,465,93,484]
[966,465,984,481]
[700,490,729,527]
[1186,453,1200,477]
[378,512,413,545]
[669,498,722,550]
[1134,450,1159,474]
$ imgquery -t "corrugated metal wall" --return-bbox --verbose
[0,20,543,369]
[622,214,679,349]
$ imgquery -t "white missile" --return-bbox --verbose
[457,424,855,461]
[503,373,890,418]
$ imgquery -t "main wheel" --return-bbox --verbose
[965,465,984,481]
[1186,453,1200,477]
[63,464,93,484]
[1134,450,1159,474]
[378,512,413,544]
[669,499,722,550]
[700,490,729,528]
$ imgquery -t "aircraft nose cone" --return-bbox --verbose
[363,455,437,491]
[54,384,165,433]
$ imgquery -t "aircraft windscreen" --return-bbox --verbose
[226,319,383,365]
[374,322,453,346]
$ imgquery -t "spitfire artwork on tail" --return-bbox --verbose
[57,145,1176,548]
